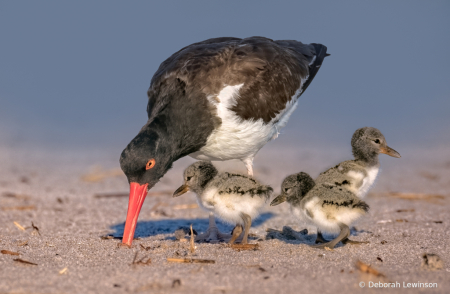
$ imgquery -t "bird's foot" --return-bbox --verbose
[311,242,336,250]
[342,238,369,245]
[195,226,231,243]
[195,214,231,243]
[315,232,330,244]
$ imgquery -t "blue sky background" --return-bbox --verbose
[1,1,449,153]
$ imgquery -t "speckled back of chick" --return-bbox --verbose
[174,161,272,244]
[271,171,370,249]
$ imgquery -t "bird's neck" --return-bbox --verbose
[144,93,218,161]
[353,150,380,167]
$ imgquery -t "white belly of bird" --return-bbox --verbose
[304,197,365,234]
[347,166,379,199]
[190,83,301,161]
[198,186,267,225]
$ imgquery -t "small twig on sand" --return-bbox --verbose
[17,240,28,246]
[355,260,385,277]
[230,244,260,251]
[167,258,215,264]
[31,222,41,236]
[387,192,445,203]
[13,258,37,265]
[1,250,20,256]
[189,225,195,254]
[2,206,36,211]
[13,221,26,231]
[131,252,151,265]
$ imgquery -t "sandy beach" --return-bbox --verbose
[0,142,448,294]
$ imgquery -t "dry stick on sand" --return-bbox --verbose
[387,192,445,204]
[355,260,385,277]
[13,221,26,231]
[131,252,151,265]
[17,240,28,246]
[31,222,41,236]
[2,192,30,200]
[13,258,37,266]
[189,225,195,254]
[2,206,36,211]
[1,250,20,256]
[167,258,215,264]
[230,244,260,251]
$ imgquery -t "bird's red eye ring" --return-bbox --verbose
[146,159,156,170]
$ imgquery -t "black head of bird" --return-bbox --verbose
[119,126,181,246]
[173,161,218,197]
[351,127,401,164]
[270,172,315,206]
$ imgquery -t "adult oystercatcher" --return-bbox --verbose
[120,36,328,246]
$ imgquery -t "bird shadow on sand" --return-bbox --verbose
[266,226,371,247]
[109,212,275,239]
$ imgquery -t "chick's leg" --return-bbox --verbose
[229,225,243,245]
[240,213,252,245]
[315,230,330,244]
[311,223,350,250]
[195,213,231,243]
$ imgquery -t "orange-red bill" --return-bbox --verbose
[122,182,148,246]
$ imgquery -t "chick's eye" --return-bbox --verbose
[146,158,156,170]
[186,176,192,181]
[284,188,291,193]
[374,139,381,144]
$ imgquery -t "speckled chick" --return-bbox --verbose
[271,172,369,249]
[316,127,400,199]
[174,161,273,244]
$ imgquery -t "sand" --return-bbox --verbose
[0,143,449,294]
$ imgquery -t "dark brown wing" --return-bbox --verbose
[146,37,327,123]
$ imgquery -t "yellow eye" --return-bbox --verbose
[146,159,156,170]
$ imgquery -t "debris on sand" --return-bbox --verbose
[355,260,385,277]
[2,205,36,211]
[174,226,197,242]
[13,258,38,266]
[172,279,181,288]
[230,244,260,251]
[421,254,443,271]
[265,226,307,240]
[388,192,445,204]
[1,250,20,256]
[13,221,26,231]
[2,192,30,200]
[139,244,151,251]
[189,225,195,254]
[167,258,215,264]
[17,240,29,246]
[59,267,68,275]
[131,252,151,266]
[396,209,415,212]
[31,222,41,236]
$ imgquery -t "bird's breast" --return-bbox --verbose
[190,83,301,161]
